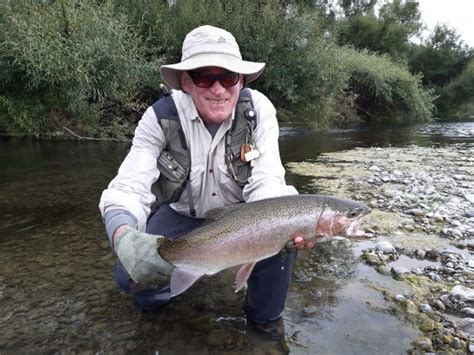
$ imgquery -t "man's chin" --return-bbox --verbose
[202,112,231,124]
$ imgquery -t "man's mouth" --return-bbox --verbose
[207,98,228,105]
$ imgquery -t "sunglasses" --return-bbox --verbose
[187,70,240,88]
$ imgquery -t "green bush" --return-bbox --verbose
[436,58,474,118]
[0,0,162,136]
[338,47,434,123]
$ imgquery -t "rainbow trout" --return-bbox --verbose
[158,194,371,297]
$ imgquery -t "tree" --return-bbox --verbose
[337,0,422,61]
[408,24,472,87]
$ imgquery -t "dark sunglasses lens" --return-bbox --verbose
[192,75,214,88]
[219,73,240,87]
[189,72,239,88]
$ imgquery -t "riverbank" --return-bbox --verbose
[287,143,474,353]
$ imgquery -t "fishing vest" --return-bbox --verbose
[150,88,257,216]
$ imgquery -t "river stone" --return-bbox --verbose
[425,250,440,260]
[408,208,424,216]
[419,317,436,332]
[369,165,381,172]
[419,304,432,313]
[433,300,446,311]
[414,337,433,352]
[465,209,474,218]
[395,294,407,302]
[391,266,410,278]
[451,285,474,301]
[464,194,474,204]
[415,249,426,259]
[375,241,395,254]
[461,307,474,316]
[363,252,384,266]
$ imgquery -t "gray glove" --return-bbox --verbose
[113,227,174,288]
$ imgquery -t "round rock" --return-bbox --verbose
[375,241,396,254]
[451,285,474,301]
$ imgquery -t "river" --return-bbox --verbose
[1,120,473,354]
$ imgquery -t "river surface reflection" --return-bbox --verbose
[0,120,473,353]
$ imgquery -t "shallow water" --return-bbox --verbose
[1,120,473,353]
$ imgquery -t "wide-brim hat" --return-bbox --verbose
[160,25,265,90]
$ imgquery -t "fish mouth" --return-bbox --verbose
[344,209,372,239]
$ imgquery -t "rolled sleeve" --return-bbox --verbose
[99,107,166,231]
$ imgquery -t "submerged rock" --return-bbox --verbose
[375,241,396,254]
[451,285,474,301]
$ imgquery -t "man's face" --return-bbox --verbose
[180,67,244,124]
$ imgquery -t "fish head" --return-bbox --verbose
[314,197,371,238]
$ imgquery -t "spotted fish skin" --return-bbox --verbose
[157,194,371,296]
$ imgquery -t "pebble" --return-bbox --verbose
[451,285,474,301]
[419,304,432,313]
[425,250,440,260]
[451,337,462,349]
[391,266,410,278]
[369,165,381,172]
[414,337,433,351]
[375,241,395,254]
[464,194,474,203]
[461,307,474,316]
[415,249,426,259]
[433,300,446,311]
[395,294,407,302]
[466,209,474,218]
[407,208,424,216]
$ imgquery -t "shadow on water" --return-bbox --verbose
[1,120,473,353]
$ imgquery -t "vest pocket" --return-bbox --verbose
[217,164,243,201]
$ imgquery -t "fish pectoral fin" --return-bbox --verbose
[235,262,256,293]
[170,268,203,297]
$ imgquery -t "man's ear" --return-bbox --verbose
[180,72,190,93]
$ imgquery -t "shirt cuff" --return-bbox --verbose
[104,209,138,243]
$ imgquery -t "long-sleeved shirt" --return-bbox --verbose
[99,88,297,239]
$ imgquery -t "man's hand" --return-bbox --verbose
[113,226,174,287]
[292,234,315,249]
[281,234,316,255]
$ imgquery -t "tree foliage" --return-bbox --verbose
[0,0,162,136]
[337,0,421,60]
[0,0,470,137]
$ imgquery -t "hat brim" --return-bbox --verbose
[160,53,265,90]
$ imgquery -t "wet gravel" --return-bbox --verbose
[287,142,474,353]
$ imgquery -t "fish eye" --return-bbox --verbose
[348,208,360,218]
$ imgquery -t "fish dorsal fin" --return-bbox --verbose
[169,268,203,297]
[204,203,243,222]
[235,262,257,293]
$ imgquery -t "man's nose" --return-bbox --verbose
[209,79,226,95]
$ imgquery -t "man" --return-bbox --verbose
[99,25,312,340]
